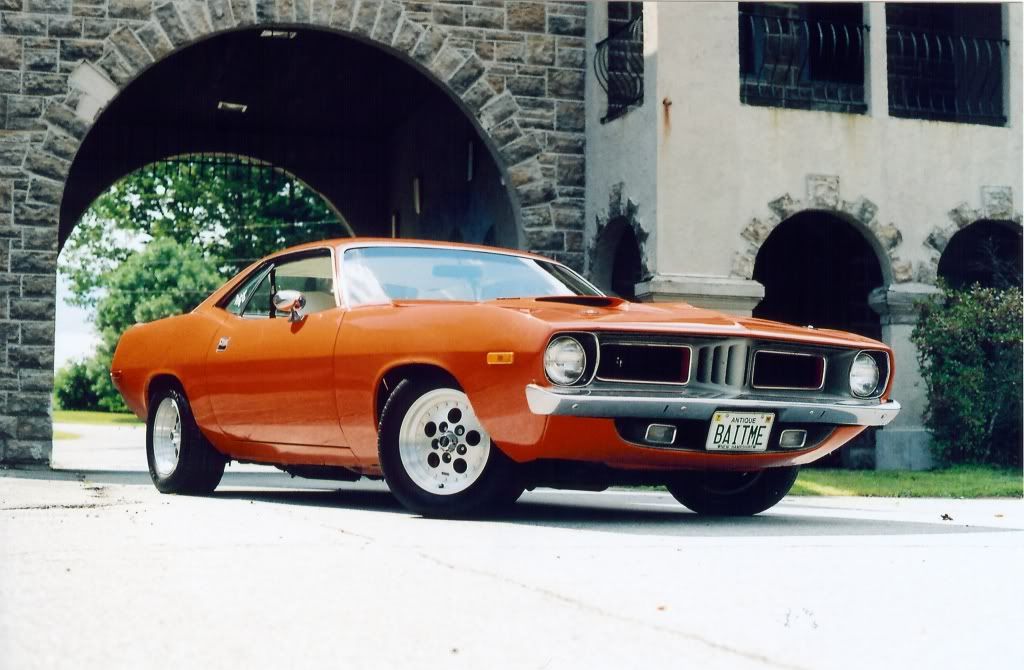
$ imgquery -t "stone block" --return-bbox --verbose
[520,204,550,228]
[231,0,256,25]
[372,1,403,42]
[508,2,545,32]
[10,250,57,275]
[207,0,235,30]
[555,155,582,186]
[28,177,63,206]
[499,132,542,166]
[547,13,583,37]
[154,2,192,46]
[352,0,381,36]
[554,100,583,131]
[0,37,23,70]
[547,68,583,99]
[43,102,89,138]
[465,6,504,29]
[433,3,464,26]
[60,38,105,63]
[516,179,555,207]
[24,151,70,181]
[24,72,68,96]
[3,439,50,464]
[447,52,485,95]
[526,229,564,252]
[109,0,153,19]
[110,26,154,70]
[7,392,52,416]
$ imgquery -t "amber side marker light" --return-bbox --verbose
[487,352,515,365]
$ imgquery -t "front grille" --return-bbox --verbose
[597,343,691,385]
[751,350,826,390]
[694,342,748,388]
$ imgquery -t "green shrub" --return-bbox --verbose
[912,285,1023,466]
[53,359,101,411]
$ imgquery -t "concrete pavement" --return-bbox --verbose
[1,424,1021,669]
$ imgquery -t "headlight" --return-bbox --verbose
[849,352,880,397]
[544,336,587,385]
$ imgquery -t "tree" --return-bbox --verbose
[61,158,342,308]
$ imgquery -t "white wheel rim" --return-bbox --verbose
[398,388,491,496]
[152,397,182,478]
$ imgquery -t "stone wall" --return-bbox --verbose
[0,0,589,465]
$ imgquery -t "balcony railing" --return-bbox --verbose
[887,28,1007,126]
[739,12,868,114]
[595,14,644,122]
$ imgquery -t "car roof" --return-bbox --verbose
[266,237,555,264]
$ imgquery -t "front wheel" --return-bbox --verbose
[665,467,799,516]
[146,387,226,495]
[378,379,523,517]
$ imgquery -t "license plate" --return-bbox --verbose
[705,412,774,451]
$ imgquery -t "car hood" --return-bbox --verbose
[488,296,885,349]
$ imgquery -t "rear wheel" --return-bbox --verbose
[665,467,799,516]
[146,387,225,495]
[378,379,523,517]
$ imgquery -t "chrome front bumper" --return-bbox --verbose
[525,384,901,427]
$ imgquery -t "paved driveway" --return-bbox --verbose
[1,424,1020,669]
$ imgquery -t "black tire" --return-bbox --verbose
[378,378,523,518]
[146,386,226,495]
[665,467,799,516]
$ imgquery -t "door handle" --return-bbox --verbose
[216,337,230,352]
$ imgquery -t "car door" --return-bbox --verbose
[205,249,346,447]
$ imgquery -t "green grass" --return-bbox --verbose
[792,466,1023,498]
[53,430,81,440]
[52,410,142,425]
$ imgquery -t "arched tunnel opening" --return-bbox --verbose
[60,27,520,251]
[52,27,522,455]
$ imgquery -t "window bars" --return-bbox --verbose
[595,13,644,122]
[887,28,1007,126]
[739,11,868,114]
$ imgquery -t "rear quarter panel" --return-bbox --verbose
[110,309,226,427]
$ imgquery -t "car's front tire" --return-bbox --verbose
[665,467,799,516]
[146,386,226,495]
[378,379,523,517]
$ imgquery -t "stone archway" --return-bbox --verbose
[731,175,904,284]
[588,182,651,298]
[1,1,588,465]
[923,186,1023,284]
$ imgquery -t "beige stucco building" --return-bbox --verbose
[585,2,1023,468]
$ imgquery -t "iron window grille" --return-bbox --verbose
[739,5,868,114]
[887,23,1007,126]
[595,12,644,122]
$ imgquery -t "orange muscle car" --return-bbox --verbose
[111,239,900,517]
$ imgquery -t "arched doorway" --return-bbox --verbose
[60,28,520,251]
[753,211,884,340]
[753,212,886,468]
[589,217,646,300]
[937,220,1023,289]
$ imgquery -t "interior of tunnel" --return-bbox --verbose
[937,220,1023,290]
[753,212,884,341]
[60,27,520,251]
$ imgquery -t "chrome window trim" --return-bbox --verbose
[219,247,339,319]
[750,349,827,391]
[595,341,693,386]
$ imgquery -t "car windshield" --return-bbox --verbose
[342,246,603,305]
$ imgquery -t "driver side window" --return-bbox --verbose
[224,251,336,319]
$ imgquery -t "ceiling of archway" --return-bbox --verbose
[61,29,461,245]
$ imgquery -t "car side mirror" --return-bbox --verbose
[273,290,307,322]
